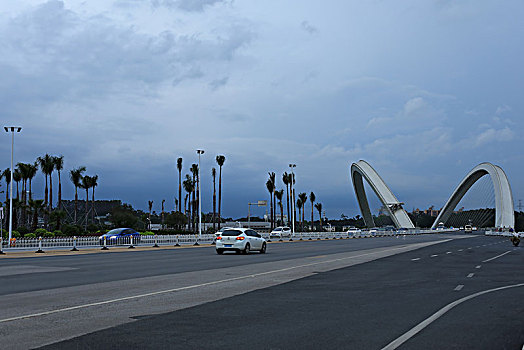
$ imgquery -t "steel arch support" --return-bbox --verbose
[351,160,415,229]
[431,163,514,229]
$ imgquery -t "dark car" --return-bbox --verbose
[99,228,141,245]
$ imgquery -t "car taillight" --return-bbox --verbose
[216,236,222,240]
[236,236,245,240]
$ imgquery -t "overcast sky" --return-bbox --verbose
[1,0,522,219]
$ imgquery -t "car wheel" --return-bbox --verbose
[216,249,224,254]
[260,242,266,254]
[243,243,250,254]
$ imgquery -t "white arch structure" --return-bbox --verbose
[351,160,415,229]
[431,162,514,229]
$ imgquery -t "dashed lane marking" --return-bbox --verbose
[454,285,464,291]
[482,251,511,263]
[446,252,452,254]
[458,249,464,252]
[476,265,481,269]
[411,258,420,261]
[430,254,438,258]
[467,273,474,278]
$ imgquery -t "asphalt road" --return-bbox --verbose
[1,233,522,349]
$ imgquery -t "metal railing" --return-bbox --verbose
[0,228,458,253]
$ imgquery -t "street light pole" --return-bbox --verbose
[289,164,296,235]
[4,127,21,245]
[197,149,204,238]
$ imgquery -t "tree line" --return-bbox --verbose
[1,154,98,234]
[265,171,323,231]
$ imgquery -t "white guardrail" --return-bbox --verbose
[0,228,459,253]
[485,230,523,238]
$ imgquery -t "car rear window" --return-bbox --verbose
[273,228,282,231]
[222,229,243,236]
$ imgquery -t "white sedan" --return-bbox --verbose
[216,228,267,254]
[270,226,292,238]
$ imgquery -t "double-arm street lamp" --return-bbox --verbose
[197,149,204,238]
[4,127,22,245]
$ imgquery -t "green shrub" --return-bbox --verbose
[17,226,29,235]
[35,228,48,236]
[24,233,36,238]
[140,231,155,236]
[12,230,21,238]
[43,231,55,237]
[53,230,64,237]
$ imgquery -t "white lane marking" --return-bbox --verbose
[467,273,474,278]
[430,254,438,258]
[446,251,452,254]
[0,242,453,324]
[411,258,420,261]
[482,251,511,263]
[382,283,524,350]
[458,249,464,252]
[467,247,472,250]
[476,265,481,269]
[454,285,464,291]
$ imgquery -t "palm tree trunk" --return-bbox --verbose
[218,166,222,229]
[44,175,48,229]
[91,186,95,223]
[311,204,314,232]
[286,184,290,225]
[74,187,78,224]
[58,171,62,210]
[178,170,182,213]
[85,187,89,229]
[269,193,273,230]
[280,202,284,226]
[49,173,53,210]
[213,176,216,231]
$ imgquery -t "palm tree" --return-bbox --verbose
[290,173,296,229]
[298,192,308,231]
[161,199,165,229]
[315,202,323,231]
[282,172,290,225]
[54,156,64,210]
[90,175,98,223]
[69,166,86,224]
[310,192,316,231]
[27,162,38,201]
[215,155,226,229]
[190,164,198,231]
[266,179,275,230]
[183,175,194,230]
[37,154,54,211]
[296,198,303,231]
[81,175,91,227]
[28,199,44,232]
[13,169,21,201]
[268,172,276,227]
[148,200,153,230]
[212,167,217,231]
[275,189,284,226]
[3,168,10,204]
[177,157,183,212]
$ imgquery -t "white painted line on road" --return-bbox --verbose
[467,273,474,278]
[454,285,464,291]
[446,252,452,254]
[476,265,481,269]
[482,251,511,263]
[467,247,472,250]
[382,283,524,350]
[0,241,454,324]
[458,249,464,252]
[430,254,438,258]
[411,258,420,261]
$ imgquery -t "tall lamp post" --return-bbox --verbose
[289,163,296,235]
[197,149,204,238]
[4,126,22,245]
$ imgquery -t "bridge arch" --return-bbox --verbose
[431,163,514,229]
[351,160,415,229]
